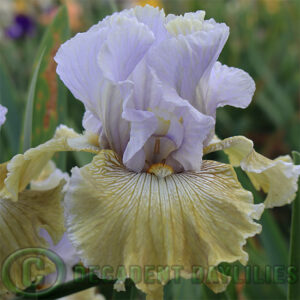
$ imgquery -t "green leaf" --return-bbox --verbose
[0,56,22,157]
[235,168,289,263]
[31,6,70,149]
[247,46,294,127]
[288,151,300,300]
[199,284,227,300]
[165,279,201,300]
[22,49,46,153]
[235,168,288,297]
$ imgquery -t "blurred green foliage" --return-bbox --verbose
[1,1,299,299]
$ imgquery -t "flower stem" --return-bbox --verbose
[13,273,108,299]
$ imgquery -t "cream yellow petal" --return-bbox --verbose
[0,180,65,293]
[204,136,300,208]
[0,163,10,198]
[166,17,204,36]
[30,161,69,191]
[3,125,100,201]
[65,150,263,298]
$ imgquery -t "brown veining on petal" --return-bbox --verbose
[65,150,264,298]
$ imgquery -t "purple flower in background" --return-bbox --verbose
[5,14,36,39]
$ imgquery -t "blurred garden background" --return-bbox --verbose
[0,0,299,299]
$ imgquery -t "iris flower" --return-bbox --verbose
[0,5,299,300]
[54,6,299,298]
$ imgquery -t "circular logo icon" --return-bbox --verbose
[1,248,66,297]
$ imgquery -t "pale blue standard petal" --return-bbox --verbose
[122,63,183,171]
[146,20,229,105]
[97,17,155,82]
[55,5,254,173]
[122,63,214,172]
[122,108,158,172]
[122,63,164,171]
[170,96,215,171]
[82,110,102,135]
[55,14,156,153]
[95,78,133,157]
[197,61,256,118]
[90,5,168,42]
[133,5,169,43]
[55,28,108,111]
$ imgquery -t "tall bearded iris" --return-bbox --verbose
[1,5,299,300]
[53,5,300,299]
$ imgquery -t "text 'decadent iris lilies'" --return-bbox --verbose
[0,4,295,300]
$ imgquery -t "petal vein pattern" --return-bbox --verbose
[65,150,264,298]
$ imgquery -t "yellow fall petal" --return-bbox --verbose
[65,150,263,299]
[0,180,65,293]
[204,136,300,208]
[2,125,100,201]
